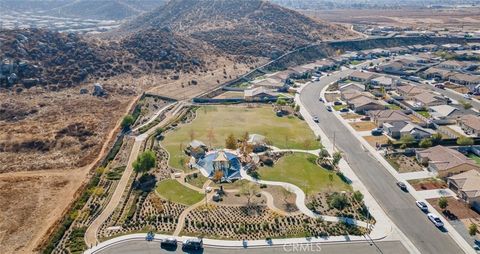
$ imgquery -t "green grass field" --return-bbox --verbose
[386,104,401,110]
[155,179,204,205]
[333,105,347,111]
[257,153,351,195]
[163,105,320,170]
[468,154,480,165]
[416,111,431,118]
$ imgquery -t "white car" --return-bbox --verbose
[464,94,472,100]
[415,200,428,212]
[313,116,319,123]
[427,213,444,227]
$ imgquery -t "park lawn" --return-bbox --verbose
[155,179,204,206]
[257,153,351,195]
[163,105,320,170]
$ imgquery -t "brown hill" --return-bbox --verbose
[123,0,356,58]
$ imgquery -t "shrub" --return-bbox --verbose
[352,191,364,202]
[121,114,134,130]
[329,193,350,210]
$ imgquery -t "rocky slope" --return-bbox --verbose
[123,0,356,58]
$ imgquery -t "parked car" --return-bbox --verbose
[360,116,371,121]
[396,181,408,192]
[161,238,177,248]
[183,238,203,250]
[415,200,428,212]
[326,106,333,112]
[435,84,445,89]
[313,116,319,122]
[318,97,324,103]
[334,101,343,106]
[427,213,444,228]
[340,107,350,113]
[371,128,383,136]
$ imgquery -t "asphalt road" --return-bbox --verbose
[98,240,408,254]
[300,70,465,254]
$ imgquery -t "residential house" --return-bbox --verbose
[458,115,480,137]
[313,59,337,71]
[387,46,411,55]
[340,89,373,102]
[441,43,464,51]
[422,67,454,80]
[339,83,365,93]
[467,43,480,50]
[367,109,411,126]
[396,84,430,99]
[244,87,278,101]
[348,71,378,83]
[251,78,285,91]
[384,121,434,140]
[448,73,480,87]
[289,65,314,78]
[378,61,406,75]
[347,96,385,114]
[416,145,480,177]
[447,170,480,211]
[438,60,469,71]
[413,92,449,107]
[266,71,292,83]
[370,76,397,90]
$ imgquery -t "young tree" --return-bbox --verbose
[121,115,134,130]
[225,133,237,150]
[240,183,260,208]
[330,193,350,210]
[469,223,478,236]
[353,191,364,203]
[332,151,342,168]
[212,170,224,182]
[438,196,449,211]
[318,149,330,166]
[457,136,474,146]
[419,138,433,148]
[430,133,442,144]
[399,134,415,147]
[133,150,157,174]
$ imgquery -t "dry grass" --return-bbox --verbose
[214,91,244,99]
[364,135,389,147]
[342,113,362,120]
[349,121,376,131]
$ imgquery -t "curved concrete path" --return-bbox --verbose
[85,104,181,247]
[240,167,369,228]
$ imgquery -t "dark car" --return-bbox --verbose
[415,201,428,212]
[333,101,343,106]
[360,116,371,121]
[161,237,178,249]
[397,181,408,192]
[183,238,203,250]
[340,107,350,113]
[371,128,383,136]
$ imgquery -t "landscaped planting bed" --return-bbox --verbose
[407,178,447,191]
[385,154,424,173]
[182,204,368,240]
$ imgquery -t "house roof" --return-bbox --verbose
[349,71,377,80]
[397,84,429,96]
[342,89,373,101]
[367,109,410,122]
[417,145,479,172]
[313,59,335,67]
[459,115,480,132]
[266,71,292,81]
[449,73,480,83]
[190,140,206,149]
[423,67,454,77]
[251,78,283,88]
[448,169,480,198]
[371,76,394,86]
[430,105,458,118]
[339,83,364,92]
[440,60,468,68]
[349,96,382,108]
[414,92,445,105]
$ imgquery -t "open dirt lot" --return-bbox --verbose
[350,121,376,131]
[0,169,87,254]
[303,7,480,32]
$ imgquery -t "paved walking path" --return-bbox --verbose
[172,193,210,236]
[84,104,181,247]
[131,102,176,133]
[240,167,370,228]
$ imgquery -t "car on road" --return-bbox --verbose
[415,200,428,212]
[371,128,383,136]
[161,237,178,248]
[396,181,408,192]
[318,97,324,103]
[313,116,319,122]
[427,213,444,228]
[326,106,333,112]
[182,238,203,250]
[464,94,472,100]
